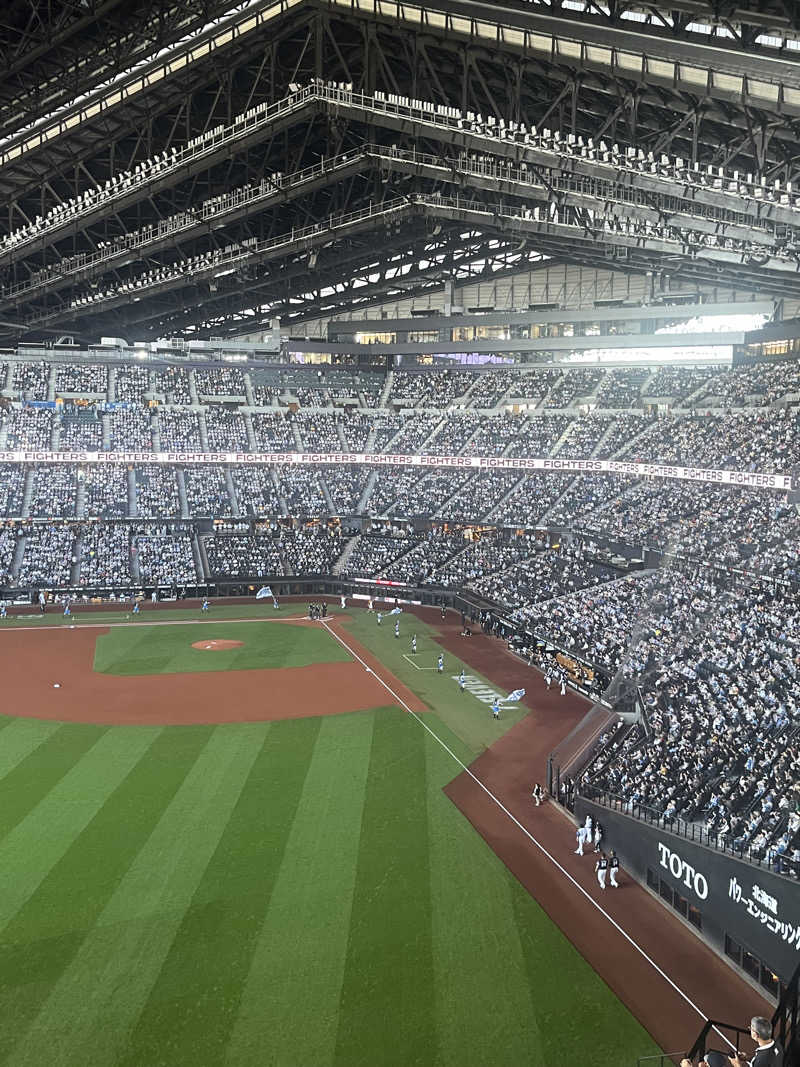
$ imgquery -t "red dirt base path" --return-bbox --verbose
[409,607,772,1064]
[0,618,426,726]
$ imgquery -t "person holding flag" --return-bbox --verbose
[437,653,444,673]
[377,611,382,626]
[394,619,400,639]
[491,697,500,720]
[458,668,465,692]
[411,635,417,654]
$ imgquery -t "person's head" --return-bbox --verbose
[704,1050,728,1067]
[750,1017,772,1045]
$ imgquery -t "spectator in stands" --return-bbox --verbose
[681,1015,783,1066]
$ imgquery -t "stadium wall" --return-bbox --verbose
[254,262,794,340]
[575,797,799,987]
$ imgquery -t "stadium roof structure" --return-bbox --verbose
[2,0,800,343]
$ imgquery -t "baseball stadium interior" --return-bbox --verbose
[1,0,799,1063]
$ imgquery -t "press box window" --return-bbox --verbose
[725,935,742,966]
[761,968,779,998]
[742,949,760,981]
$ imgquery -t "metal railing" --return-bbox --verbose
[25,196,418,326]
[685,961,798,1065]
[5,79,800,269]
[580,785,800,883]
[0,0,306,172]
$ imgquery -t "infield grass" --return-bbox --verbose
[93,620,350,675]
[0,603,663,1065]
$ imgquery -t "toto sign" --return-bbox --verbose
[576,797,800,981]
[657,842,709,900]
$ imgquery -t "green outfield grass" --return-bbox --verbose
[0,603,663,1065]
[93,620,350,676]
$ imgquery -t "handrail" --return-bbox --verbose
[4,81,800,266]
[3,137,779,296]
[579,785,800,884]
[23,196,418,326]
[24,191,800,330]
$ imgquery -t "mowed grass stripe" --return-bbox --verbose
[93,621,351,676]
[424,721,548,1066]
[0,715,23,746]
[510,885,661,1064]
[7,725,267,1067]
[0,718,62,788]
[226,711,377,1067]
[0,723,106,844]
[334,708,436,1067]
[119,718,322,1066]
[0,726,213,1061]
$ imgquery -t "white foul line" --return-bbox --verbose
[401,653,436,670]
[321,619,735,1053]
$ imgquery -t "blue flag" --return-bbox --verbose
[505,688,526,702]
[256,586,273,600]
[388,606,403,615]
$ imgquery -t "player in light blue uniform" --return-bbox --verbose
[394,620,400,639]
[376,611,382,625]
[132,600,140,615]
[411,634,417,654]
[0,604,6,618]
[458,668,465,692]
[491,697,500,719]
[437,653,444,673]
[63,601,71,618]
[201,599,210,613]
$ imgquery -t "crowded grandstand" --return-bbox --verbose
[2,0,799,1057]
[0,343,797,884]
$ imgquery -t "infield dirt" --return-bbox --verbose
[1,617,426,725]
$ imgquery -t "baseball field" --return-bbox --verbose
[0,600,663,1065]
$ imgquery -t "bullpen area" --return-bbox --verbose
[0,601,661,1066]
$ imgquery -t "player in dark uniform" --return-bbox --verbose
[608,849,620,887]
[594,850,608,889]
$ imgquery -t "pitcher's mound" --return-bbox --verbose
[191,639,244,651]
